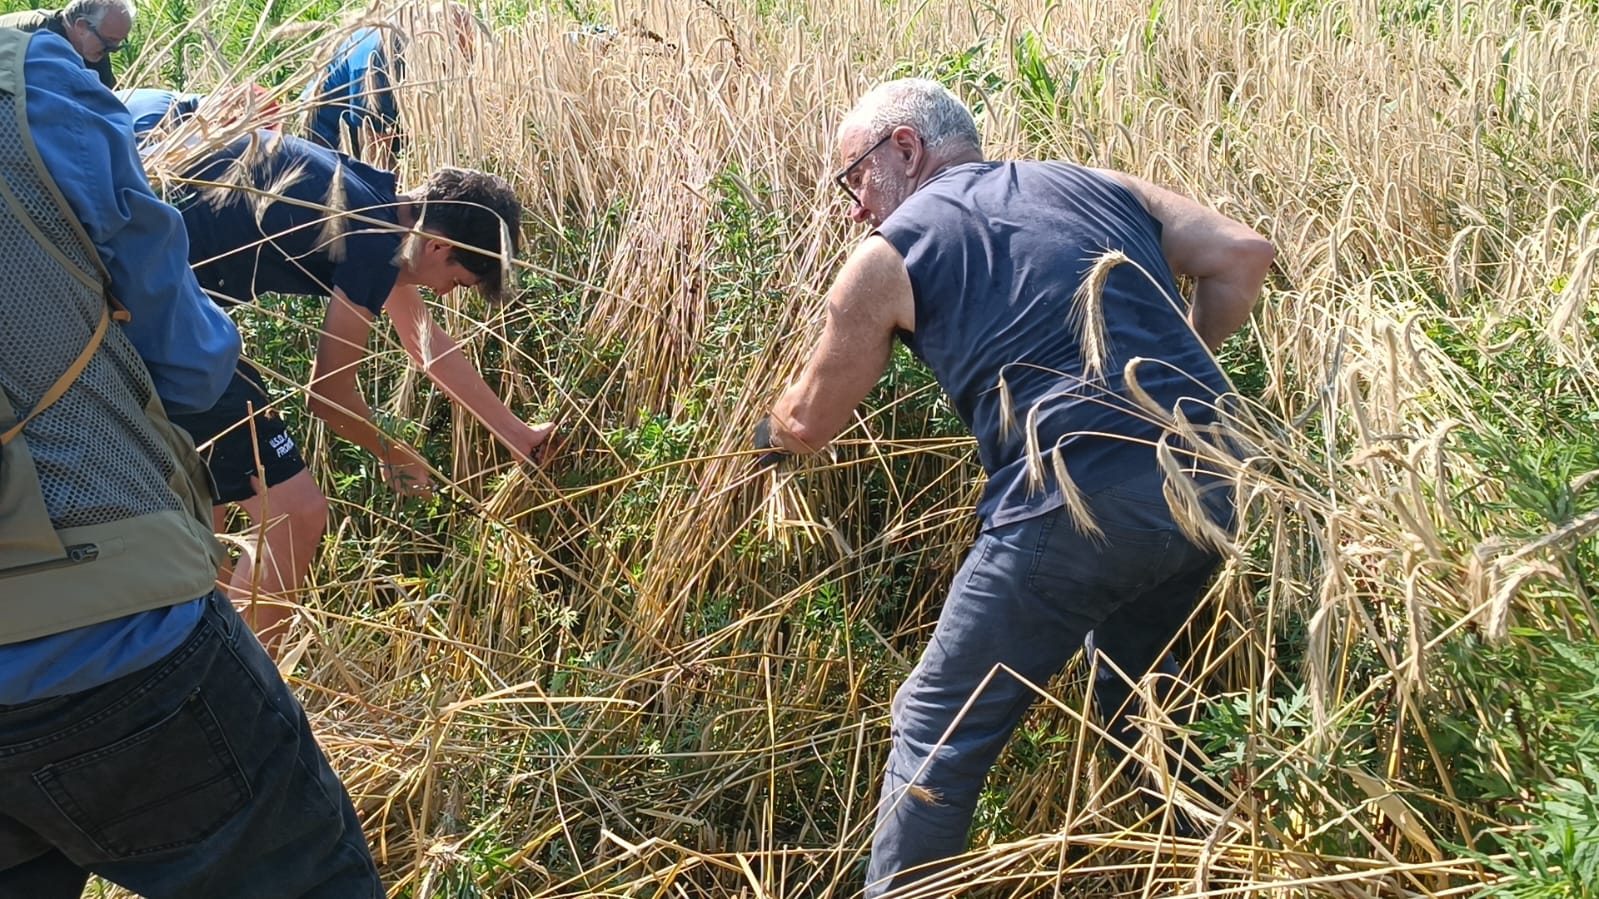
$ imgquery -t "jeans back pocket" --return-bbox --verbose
[34,688,250,858]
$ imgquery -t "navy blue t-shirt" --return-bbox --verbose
[176,132,403,314]
[877,161,1235,529]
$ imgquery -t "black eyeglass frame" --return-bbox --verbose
[832,131,895,209]
[77,17,125,53]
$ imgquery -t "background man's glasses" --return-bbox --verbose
[832,132,893,208]
[80,19,125,52]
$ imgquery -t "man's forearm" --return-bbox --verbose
[766,400,829,455]
[1189,276,1262,350]
[413,324,537,457]
[307,386,391,459]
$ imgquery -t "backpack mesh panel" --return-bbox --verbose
[0,92,184,528]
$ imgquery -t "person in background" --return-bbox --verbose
[301,1,481,158]
[758,78,1274,894]
[0,28,382,899]
[119,85,202,134]
[169,130,555,657]
[0,0,133,89]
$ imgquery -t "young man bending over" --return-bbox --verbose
[169,130,555,655]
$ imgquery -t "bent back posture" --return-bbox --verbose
[761,78,1274,893]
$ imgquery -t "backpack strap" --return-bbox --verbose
[0,28,130,447]
[0,300,108,446]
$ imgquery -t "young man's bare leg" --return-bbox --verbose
[223,471,330,658]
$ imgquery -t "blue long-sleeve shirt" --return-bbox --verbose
[0,32,240,704]
[27,38,239,412]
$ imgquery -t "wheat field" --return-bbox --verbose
[66,0,1599,894]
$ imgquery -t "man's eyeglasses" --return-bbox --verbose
[832,131,894,209]
[78,19,125,53]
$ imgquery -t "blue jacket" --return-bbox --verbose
[0,32,239,704]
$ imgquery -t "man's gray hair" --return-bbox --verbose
[841,78,981,157]
[63,0,135,27]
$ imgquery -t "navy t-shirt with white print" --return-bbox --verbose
[176,132,404,314]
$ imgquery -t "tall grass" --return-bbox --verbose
[31,0,1599,894]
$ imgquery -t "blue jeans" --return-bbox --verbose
[865,469,1231,895]
[0,592,381,899]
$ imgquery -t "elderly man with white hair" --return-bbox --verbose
[756,78,1275,893]
[0,0,134,89]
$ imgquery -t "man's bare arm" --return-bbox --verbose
[769,236,915,453]
[1103,171,1275,350]
[309,292,434,493]
[385,284,555,462]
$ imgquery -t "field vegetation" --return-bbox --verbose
[17,0,1599,894]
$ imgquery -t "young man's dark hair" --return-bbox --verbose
[407,166,523,303]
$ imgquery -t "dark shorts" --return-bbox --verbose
[168,361,307,505]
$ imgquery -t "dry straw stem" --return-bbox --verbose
[87,0,1599,895]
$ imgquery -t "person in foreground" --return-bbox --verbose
[0,0,132,89]
[0,28,381,898]
[169,129,556,656]
[757,78,1274,894]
